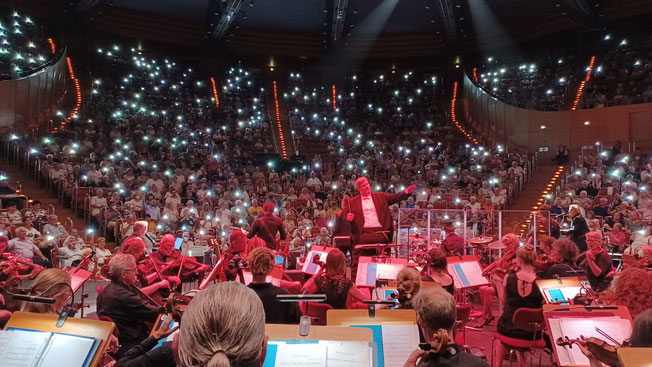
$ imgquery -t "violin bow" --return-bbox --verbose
[177,238,190,279]
[143,244,171,290]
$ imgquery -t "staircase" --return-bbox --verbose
[2,163,84,232]
[511,165,561,210]
[266,80,296,159]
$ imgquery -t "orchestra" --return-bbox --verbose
[3,189,652,367]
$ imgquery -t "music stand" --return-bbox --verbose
[543,305,633,367]
[67,267,93,318]
[355,257,407,288]
[536,277,588,305]
[446,255,489,289]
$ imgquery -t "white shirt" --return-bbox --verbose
[361,195,382,228]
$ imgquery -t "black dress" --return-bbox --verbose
[569,216,589,252]
[314,274,353,309]
[497,273,544,340]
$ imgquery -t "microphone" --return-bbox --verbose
[11,293,56,304]
[554,274,562,284]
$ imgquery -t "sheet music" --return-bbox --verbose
[448,261,488,288]
[326,341,373,367]
[39,333,96,367]
[381,324,420,367]
[274,342,327,367]
[0,329,51,367]
[549,317,632,366]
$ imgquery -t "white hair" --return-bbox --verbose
[178,282,265,367]
[108,253,136,279]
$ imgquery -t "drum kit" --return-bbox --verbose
[404,231,497,266]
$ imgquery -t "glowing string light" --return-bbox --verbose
[571,56,595,111]
[210,77,219,108]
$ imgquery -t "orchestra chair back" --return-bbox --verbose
[491,308,547,367]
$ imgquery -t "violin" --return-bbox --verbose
[0,253,44,280]
[482,249,517,278]
[577,248,606,264]
[556,335,629,366]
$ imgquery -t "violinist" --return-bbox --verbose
[149,234,209,282]
[544,238,586,279]
[20,268,72,314]
[578,232,612,292]
[97,253,161,358]
[301,248,368,309]
[475,233,520,328]
[247,247,302,324]
[535,236,557,278]
[103,238,171,297]
[421,248,455,295]
[494,245,544,367]
[222,230,249,282]
[575,308,652,367]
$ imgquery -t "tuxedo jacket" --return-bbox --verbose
[348,191,408,238]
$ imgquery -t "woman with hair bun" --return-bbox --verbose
[493,245,544,367]
[178,282,267,367]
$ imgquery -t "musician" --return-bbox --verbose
[149,234,208,282]
[579,231,612,292]
[403,286,489,367]
[421,248,455,295]
[494,245,543,367]
[393,267,422,309]
[7,227,51,268]
[19,268,72,314]
[544,238,586,278]
[475,233,521,328]
[441,222,464,256]
[567,204,589,252]
[579,293,652,367]
[247,247,302,324]
[114,316,177,367]
[599,268,652,320]
[222,230,249,282]
[247,202,286,250]
[120,220,148,250]
[301,248,368,309]
[177,282,267,367]
[97,253,161,358]
[348,177,415,276]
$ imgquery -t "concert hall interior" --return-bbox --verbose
[2,0,652,366]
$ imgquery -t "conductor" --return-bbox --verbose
[348,177,415,276]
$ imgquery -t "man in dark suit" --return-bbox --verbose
[247,202,287,250]
[348,177,415,276]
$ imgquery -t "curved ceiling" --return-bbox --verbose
[13,0,652,59]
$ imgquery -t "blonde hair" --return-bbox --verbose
[178,282,265,367]
[501,233,520,250]
[516,244,537,267]
[20,269,71,314]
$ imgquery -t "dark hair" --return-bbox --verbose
[552,238,579,262]
[631,309,652,347]
[427,248,447,270]
[262,202,275,214]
